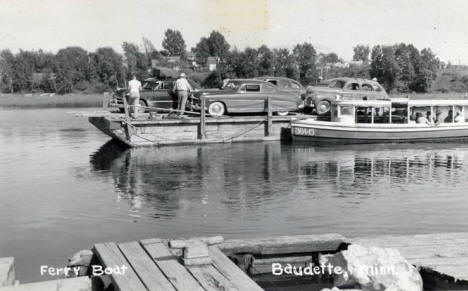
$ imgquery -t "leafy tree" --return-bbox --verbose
[293,42,318,84]
[353,45,370,62]
[193,31,230,65]
[162,29,186,56]
[257,45,274,76]
[91,47,125,89]
[53,46,89,93]
[193,37,211,65]
[0,49,15,92]
[122,42,148,80]
[273,48,299,80]
[370,45,400,92]
[393,43,415,92]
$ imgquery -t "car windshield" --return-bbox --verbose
[328,80,346,89]
[142,81,155,90]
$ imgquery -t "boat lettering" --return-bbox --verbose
[294,127,315,136]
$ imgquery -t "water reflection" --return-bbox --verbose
[90,142,301,219]
[90,141,468,224]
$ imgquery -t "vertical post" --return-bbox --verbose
[371,107,374,124]
[122,93,131,141]
[266,97,272,136]
[452,105,455,123]
[200,97,206,140]
[389,106,392,123]
[431,106,434,124]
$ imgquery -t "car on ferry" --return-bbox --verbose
[110,77,201,112]
[192,79,302,116]
[255,76,306,98]
[304,77,389,115]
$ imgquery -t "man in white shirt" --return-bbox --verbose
[128,75,142,118]
[173,73,193,116]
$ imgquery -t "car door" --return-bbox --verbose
[232,83,263,113]
[151,81,174,109]
[343,81,361,99]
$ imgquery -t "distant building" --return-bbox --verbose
[207,57,217,71]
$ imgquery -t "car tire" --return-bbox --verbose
[276,111,289,116]
[316,100,331,115]
[138,100,147,113]
[208,102,225,116]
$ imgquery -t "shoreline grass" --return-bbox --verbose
[0,93,109,108]
[1,92,467,109]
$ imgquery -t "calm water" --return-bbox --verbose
[1,108,468,283]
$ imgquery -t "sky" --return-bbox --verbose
[1,0,468,64]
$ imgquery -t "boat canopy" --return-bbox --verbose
[407,99,468,107]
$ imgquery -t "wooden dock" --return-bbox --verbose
[2,233,468,290]
[90,234,345,291]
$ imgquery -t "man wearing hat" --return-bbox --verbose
[173,73,193,116]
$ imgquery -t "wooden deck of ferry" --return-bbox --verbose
[85,97,310,147]
[1,233,468,290]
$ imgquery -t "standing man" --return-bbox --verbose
[173,73,193,116]
[128,75,142,118]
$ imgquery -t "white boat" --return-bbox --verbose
[291,99,468,144]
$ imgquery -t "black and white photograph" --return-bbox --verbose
[1,0,468,290]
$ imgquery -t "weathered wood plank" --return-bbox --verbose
[0,277,91,291]
[250,255,313,275]
[209,246,263,291]
[187,264,239,291]
[118,241,175,291]
[0,258,15,287]
[142,242,204,291]
[219,233,346,255]
[169,236,224,249]
[93,242,146,291]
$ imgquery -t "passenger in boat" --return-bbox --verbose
[434,111,443,125]
[426,111,435,125]
[444,110,453,123]
[455,111,464,123]
[128,75,142,118]
[416,112,429,125]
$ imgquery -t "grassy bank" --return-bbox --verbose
[0,93,108,108]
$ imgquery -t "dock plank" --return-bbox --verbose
[0,277,91,291]
[219,233,346,255]
[142,241,205,291]
[351,233,468,281]
[187,264,239,291]
[93,242,147,291]
[209,246,263,291]
[118,241,175,291]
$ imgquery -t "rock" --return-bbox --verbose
[324,244,423,291]
[67,249,93,277]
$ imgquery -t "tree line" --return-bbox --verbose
[0,29,443,94]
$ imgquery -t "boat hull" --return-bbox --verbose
[291,121,468,144]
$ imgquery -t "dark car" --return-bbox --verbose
[304,77,389,115]
[192,79,301,116]
[255,76,306,98]
[110,77,201,112]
